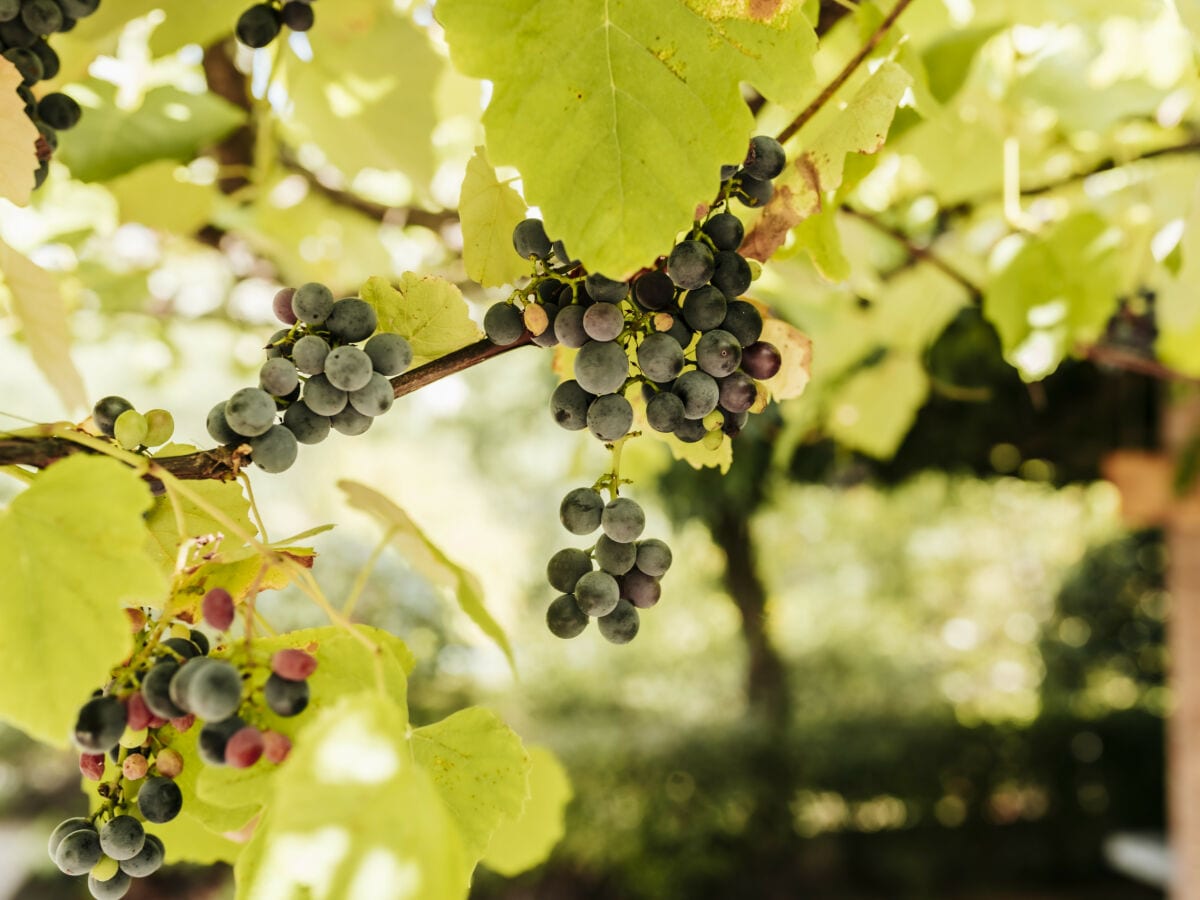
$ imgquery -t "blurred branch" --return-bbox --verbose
[777,0,914,145]
[843,207,983,298]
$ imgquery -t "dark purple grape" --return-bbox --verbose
[741,341,782,379]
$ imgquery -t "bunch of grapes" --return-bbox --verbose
[206,281,413,474]
[235,0,315,49]
[0,0,95,188]
[546,489,672,644]
[483,136,787,642]
[48,588,314,899]
[90,396,175,452]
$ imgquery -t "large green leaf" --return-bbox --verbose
[234,693,469,900]
[339,480,514,668]
[826,350,929,459]
[0,58,37,205]
[459,147,529,288]
[360,274,482,367]
[1158,184,1200,377]
[0,456,164,746]
[57,80,246,182]
[437,0,816,276]
[411,707,530,868]
[143,479,254,573]
[481,745,572,876]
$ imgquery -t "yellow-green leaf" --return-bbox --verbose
[1157,182,1200,376]
[827,351,928,459]
[481,745,572,876]
[760,314,813,401]
[0,58,37,205]
[144,479,254,574]
[360,274,482,367]
[0,457,164,746]
[459,147,529,288]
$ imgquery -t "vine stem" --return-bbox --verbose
[341,529,395,619]
[776,0,915,145]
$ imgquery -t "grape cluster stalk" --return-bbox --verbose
[483,136,789,643]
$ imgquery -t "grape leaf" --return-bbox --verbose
[279,3,440,187]
[0,457,164,746]
[0,236,88,412]
[234,693,469,900]
[760,313,813,401]
[107,161,216,234]
[459,147,529,288]
[437,0,816,277]
[826,350,928,459]
[1157,182,1200,377]
[143,479,254,574]
[0,58,37,205]
[56,80,246,182]
[743,60,912,262]
[179,548,315,614]
[360,274,482,367]
[481,745,572,877]
[339,480,515,668]
[411,707,530,868]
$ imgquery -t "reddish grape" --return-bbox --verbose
[170,714,195,733]
[225,726,265,769]
[154,748,184,779]
[79,753,104,781]
[124,692,152,732]
[273,287,297,325]
[740,341,782,380]
[620,569,662,609]
[271,648,317,681]
[262,730,292,764]
[203,588,235,631]
[122,753,148,781]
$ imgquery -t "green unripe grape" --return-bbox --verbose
[91,853,120,881]
[143,409,174,446]
[113,410,148,450]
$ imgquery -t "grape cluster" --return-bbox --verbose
[206,281,413,473]
[235,0,315,49]
[90,396,175,452]
[0,0,94,188]
[546,489,672,644]
[484,136,788,642]
[49,588,314,898]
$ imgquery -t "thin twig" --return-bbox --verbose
[777,0,915,145]
[843,208,982,297]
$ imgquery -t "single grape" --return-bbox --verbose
[225,725,265,768]
[646,391,686,433]
[249,424,298,473]
[167,659,204,713]
[272,648,318,681]
[718,371,758,413]
[674,418,708,443]
[674,370,720,419]
[735,174,774,208]
[574,340,629,395]
[513,218,552,260]
[263,730,293,763]
[188,659,243,721]
[291,282,334,324]
[584,272,628,303]
[324,345,373,392]
[636,332,684,383]
[702,212,745,252]
[326,298,377,343]
[123,752,148,781]
[292,334,330,375]
[681,285,727,332]
[259,358,299,398]
[38,92,81,130]
[667,240,715,290]
[559,487,603,535]
[574,570,620,617]
[113,410,148,450]
[302,374,348,416]
[92,396,133,437]
[190,630,211,655]
[743,134,787,180]
[546,594,589,639]
[531,301,561,348]
[621,569,662,608]
[0,0,17,22]
[224,388,276,437]
[282,401,331,445]
[696,329,742,378]
[99,815,145,862]
[143,409,174,446]
[154,748,184,779]
[722,408,749,436]
[79,753,104,781]
[203,588,235,631]
[546,547,592,593]
[601,497,645,543]
[635,538,673,576]
[73,696,126,753]
[120,833,164,878]
[721,300,763,347]
[633,270,675,311]
[582,302,624,342]
[329,405,371,436]
[363,332,412,376]
[141,662,185,719]
[30,40,59,80]
[536,278,564,303]
[272,287,297,324]
[265,673,310,717]
[199,716,245,766]
[598,599,641,643]
[2,47,41,85]
[54,828,102,876]
[484,302,525,346]
[349,372,395,417]
[236,3,282,48]
[741,341,783,379]
[711,251,752,299]
[594,534,637,576]
[48,818,93,861]
[280,0,314,30]
[553,303,589,348]
[586,393,633,442]
[124,693,152,732]
[137,777,183,824]
[550,379,593,431]
[21,0,62,35]
[549,239,577,269]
